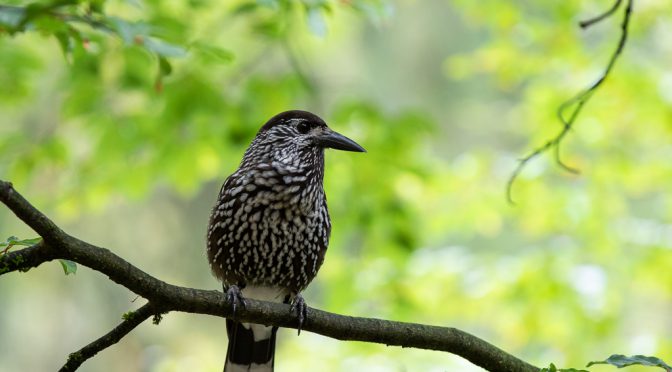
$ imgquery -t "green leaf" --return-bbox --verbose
[0,236,18,248]
[154,55,172,92]
[158,56,172,77]
[587,355,672,371]
[121,311,135,321]
[231,2,259,15]
[110,17,150,44]
[191,42,234,63]
[1,236,42,249]
[144,38,187,58]
[87,0,105,13]
[33,15,69,35]
[252,19,283,38]
[15,237,42,246]
[541,363,558,372]
[58,259,77,275]
[541,363,589,372]
[54,31,70,57]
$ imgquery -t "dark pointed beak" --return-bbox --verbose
[315,129,366,152]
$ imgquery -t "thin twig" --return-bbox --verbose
[0,180,540,372]
[59,303,158,372]
[580,0,623,29]
[507,0,633,204]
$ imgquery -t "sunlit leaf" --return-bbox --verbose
[191,42,234,63]
[1,236,42,249]
[587,355,672,371]
[144,38,188,58]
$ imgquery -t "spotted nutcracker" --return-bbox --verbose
[206,110,365,371]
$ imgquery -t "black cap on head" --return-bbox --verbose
[258,110,326,134]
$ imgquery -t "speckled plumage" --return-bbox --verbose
[206,110,364,372]
[207,111,331,292]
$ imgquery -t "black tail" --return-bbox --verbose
[224,319,278,372]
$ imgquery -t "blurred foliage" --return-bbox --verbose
[1,0,671,371]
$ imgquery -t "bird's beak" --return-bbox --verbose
[315,129,366,153]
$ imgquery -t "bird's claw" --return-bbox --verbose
[290,294,307,335]
[225,285,246,316]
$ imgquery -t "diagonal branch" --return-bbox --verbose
[507,0,633,203]
[0,180,540,372]
[59,302,159,372]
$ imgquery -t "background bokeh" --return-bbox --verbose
[1,1,671,371]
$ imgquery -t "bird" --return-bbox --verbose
[206,110,365,372]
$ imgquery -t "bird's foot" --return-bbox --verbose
[225,284,247,316]
[290,293,307,335]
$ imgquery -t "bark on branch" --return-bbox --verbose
[0,180,540,372]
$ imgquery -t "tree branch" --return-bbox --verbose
[0,180,540,372]
[59,302,158,372]
[507,0,633,203]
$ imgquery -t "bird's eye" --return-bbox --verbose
[296,121,310,134]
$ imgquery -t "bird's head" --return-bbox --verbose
[241,110,365,168]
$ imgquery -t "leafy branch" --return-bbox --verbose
[507,0,634,203]
[0,235,41,255]
[0,1,190,88]
[0,235,76,274]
